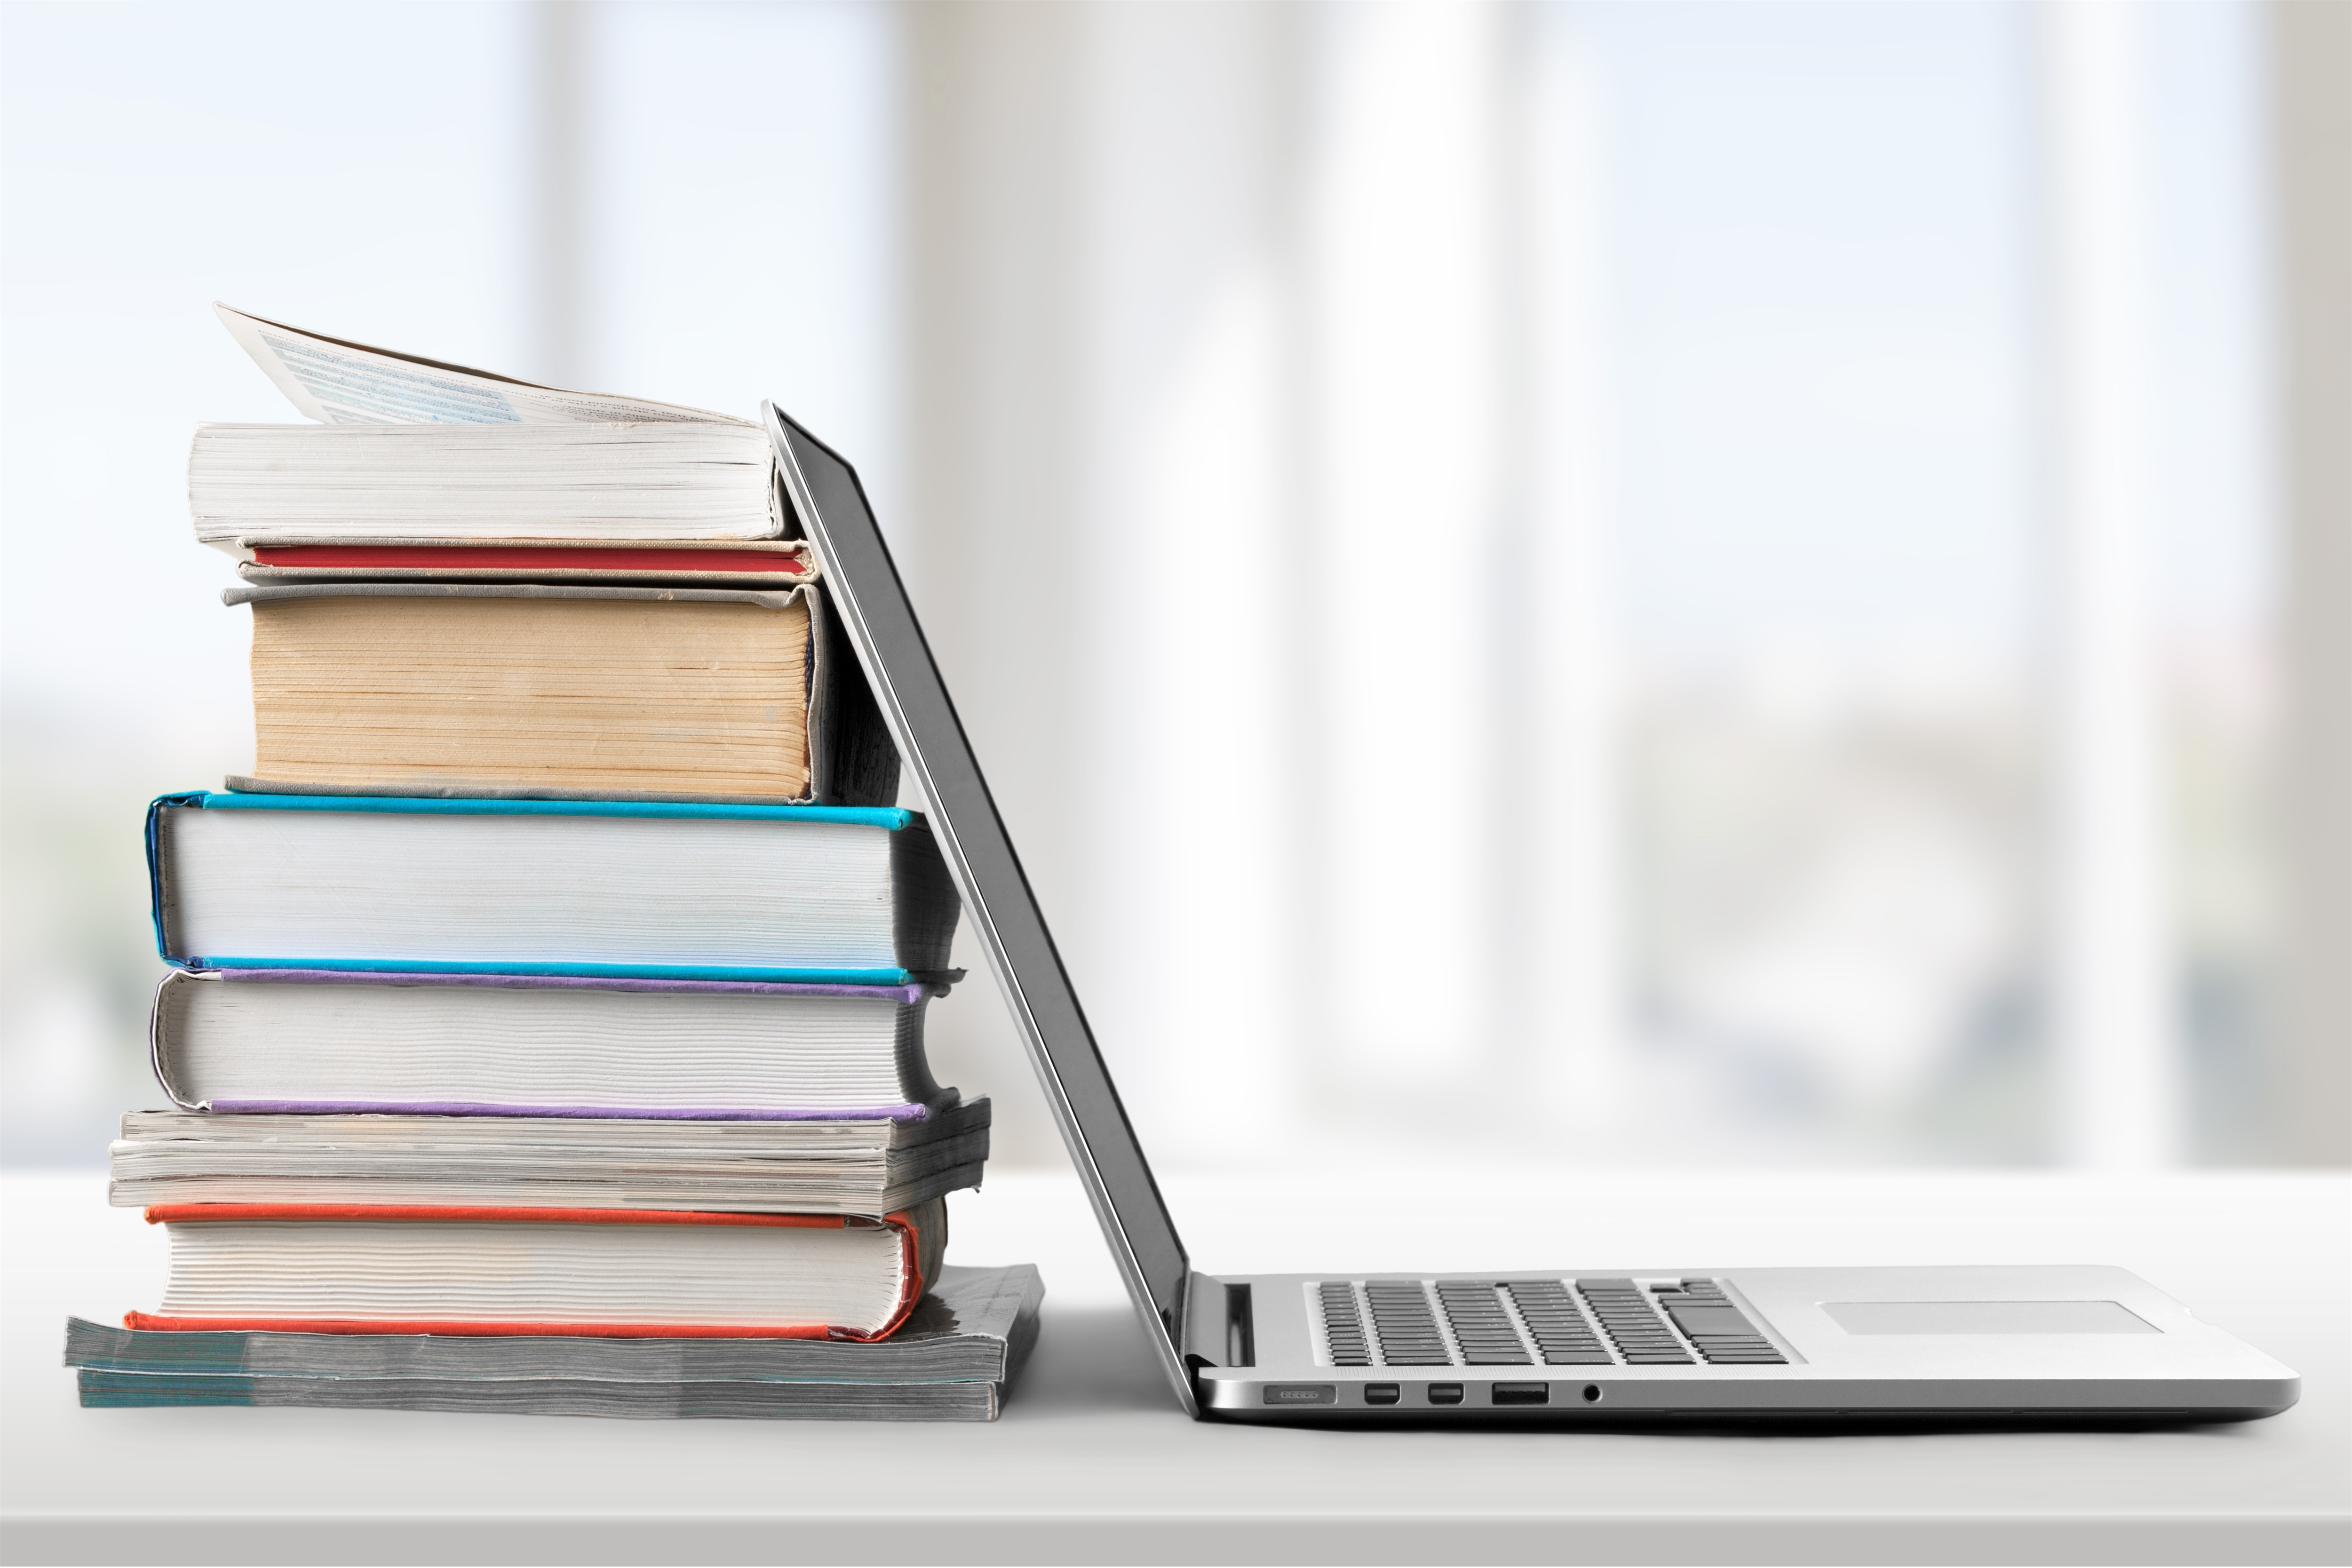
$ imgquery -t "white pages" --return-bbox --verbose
[159,806,954,974]
[151,973,942,1114]
[157,1214,915,1334]
[189,422,780,545]
[110,1105,991,1215]
[215,303,744,426]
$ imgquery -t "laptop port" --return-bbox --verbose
[1363,1383,1401,1406]
[1582,1384,1603,1403]
[1491,1382,1549,1407]
[1262,1383,1335,1406]
[1427,1382,1464,1406]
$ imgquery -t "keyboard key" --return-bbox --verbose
[1666,1305,1757,1336]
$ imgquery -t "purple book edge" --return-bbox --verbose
[203,1099,932,1122]
[211,968,935,1005]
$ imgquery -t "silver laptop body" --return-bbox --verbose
[766,405,2298,1426]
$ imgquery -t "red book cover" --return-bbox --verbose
[250,543,814,577]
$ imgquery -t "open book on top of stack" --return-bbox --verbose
[71,310,1028,1421]
[200,303,797,555]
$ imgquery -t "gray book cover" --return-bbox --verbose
[66,1263,1042,1422]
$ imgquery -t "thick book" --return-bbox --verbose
[225,582,896,806]
[111,1102,991,1214]
[146,793,961,987]
[67,1262,1041,1383]
[198,306,793,550]
[233,537,816,588]
[147,969,955,1122]
[126,1199,947,1340]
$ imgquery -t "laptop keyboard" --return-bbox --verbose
[1361,1280,1450,1365]
[1317,1281,1375,1366]
[1502,1279,1613,1364]
[1438,1280,1539,1365]
[1646,1277,1787,1363]
[1580,1278,1695,1364]
[1316,1277,1786,1369]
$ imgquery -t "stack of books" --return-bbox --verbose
[67,309,1038,1421]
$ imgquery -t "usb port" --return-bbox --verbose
[1363,1383,1401,1406]
[1492,1382,1550,1407]
[1427,1382,1465,1406]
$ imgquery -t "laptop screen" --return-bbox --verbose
[766,406,1194,1379]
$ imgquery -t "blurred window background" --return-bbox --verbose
[3,0,2343,1172]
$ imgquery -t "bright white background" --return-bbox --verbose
[0,0,2315,1174]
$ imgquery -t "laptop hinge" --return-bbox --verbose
[1182,1273,1254,1368]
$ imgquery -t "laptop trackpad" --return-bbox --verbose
[1825,1300,2157,1334]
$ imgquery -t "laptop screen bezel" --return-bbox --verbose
[764,405,1198,1416]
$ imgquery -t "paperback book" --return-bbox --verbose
[111,1104,990,1213]
[67,1263,1042,1422]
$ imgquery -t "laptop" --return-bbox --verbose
[764,404,2298,1426]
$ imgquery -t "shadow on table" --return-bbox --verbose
[1004,1305,1175,1417]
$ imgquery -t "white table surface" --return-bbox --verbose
[4,1164,2346,1565]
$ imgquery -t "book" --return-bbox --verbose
[67,1262,1041,1383]
[147,970,956,1122]
[147,793,961,986]
[226,582,895,806]
[190,421,787,548]
[126,1199,947,1340]
[233,537,816,587]
[110,1103,990,1213]
[196,306,796,550]
[76,1370,1015,1422]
